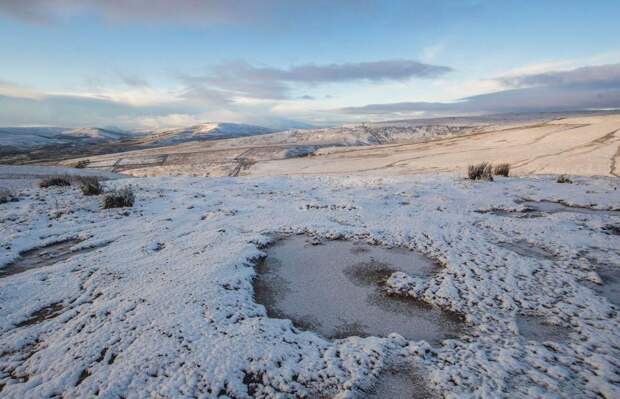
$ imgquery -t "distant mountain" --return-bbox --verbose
[0,126,131,150]
[135,122,278,146]
[0,122,281,153]
[0,122,284,163]
[59,127,131,141]
[251,118,316,130]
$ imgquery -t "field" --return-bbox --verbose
[40,113,619,179]
[0,112,619,398]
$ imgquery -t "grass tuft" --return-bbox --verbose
[101,186,135,209]
[39,175,71,188]
[467,162,494,181]
[74,160,90,169]
[77,176,103,196]
[556,175,573,184]
[493,163,510,177]
[0,187,18,204]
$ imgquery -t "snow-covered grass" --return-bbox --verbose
[101,186,134,208]
[39,175,71,188]
[0,187,17,204]
[0,173,618,398]
[77,176,103,196]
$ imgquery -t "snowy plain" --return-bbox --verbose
[0,171,619,398]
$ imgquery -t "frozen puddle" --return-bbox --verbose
[254,235,463,343]
[0,238,108,278]
[517,316,568,343]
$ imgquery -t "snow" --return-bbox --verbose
[69,113,620,178]
[60,128,129,141]
[137,123,277,146]
[0,171,619,398]
[0,165,123,179]
[0,165,123,191]
[0,127,130,150]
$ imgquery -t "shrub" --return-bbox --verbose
[39,175,71,188]
[0,188,17,204]
[74,160,90,169]
[556,175,572,184]
[467,162,494,181]
[493,163,510,177]
[101,186,134,209]
[77,176,103,196]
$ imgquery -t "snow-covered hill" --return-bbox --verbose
[0,123,278,160]
[0,123,278,153]
[136,122,278,146]
[0,127,131,151]
[59,128,130,141]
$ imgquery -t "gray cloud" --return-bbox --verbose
[0,77,281,128]
[224,60,452,83]
[341,63,620,117]
[0,0,379,26]
[0,0,267,24]
[499,63,620,89]
[182,60,451,100]
[0,92,194,127]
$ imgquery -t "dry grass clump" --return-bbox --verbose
[77,176,103,196]
[556,175,572,184]
[467,162,494,181]
[493,163,510,177]
[0,187,18,204]
[74,160,90,169]
[101,186,134,209]
[39,175,71,188]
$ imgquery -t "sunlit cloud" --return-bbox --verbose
[340,63,620,117]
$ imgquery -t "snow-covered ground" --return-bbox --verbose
[1,171,619,398]
[60,113,620,178]
[0,165,123,190]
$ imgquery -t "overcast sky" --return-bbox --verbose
[1,0,619,128]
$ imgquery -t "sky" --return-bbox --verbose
[0,0,619,129]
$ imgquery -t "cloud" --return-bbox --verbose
[181,59,452,100]
[0,0,374,26]
[498,63,620,89]
[420,42,446,63]
[118,73,150,88]
[0,79,43,99]
[0,89,194,127]
[0,78,292,128]
[340,63,620,117]
[229,59,452,83]
[0,0,266,24]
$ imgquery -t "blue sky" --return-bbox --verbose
[1,0,619,128]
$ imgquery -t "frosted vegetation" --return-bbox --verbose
[0,170,618,398]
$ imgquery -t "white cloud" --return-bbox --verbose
[0,80,44,99]
[420,42,446,63]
